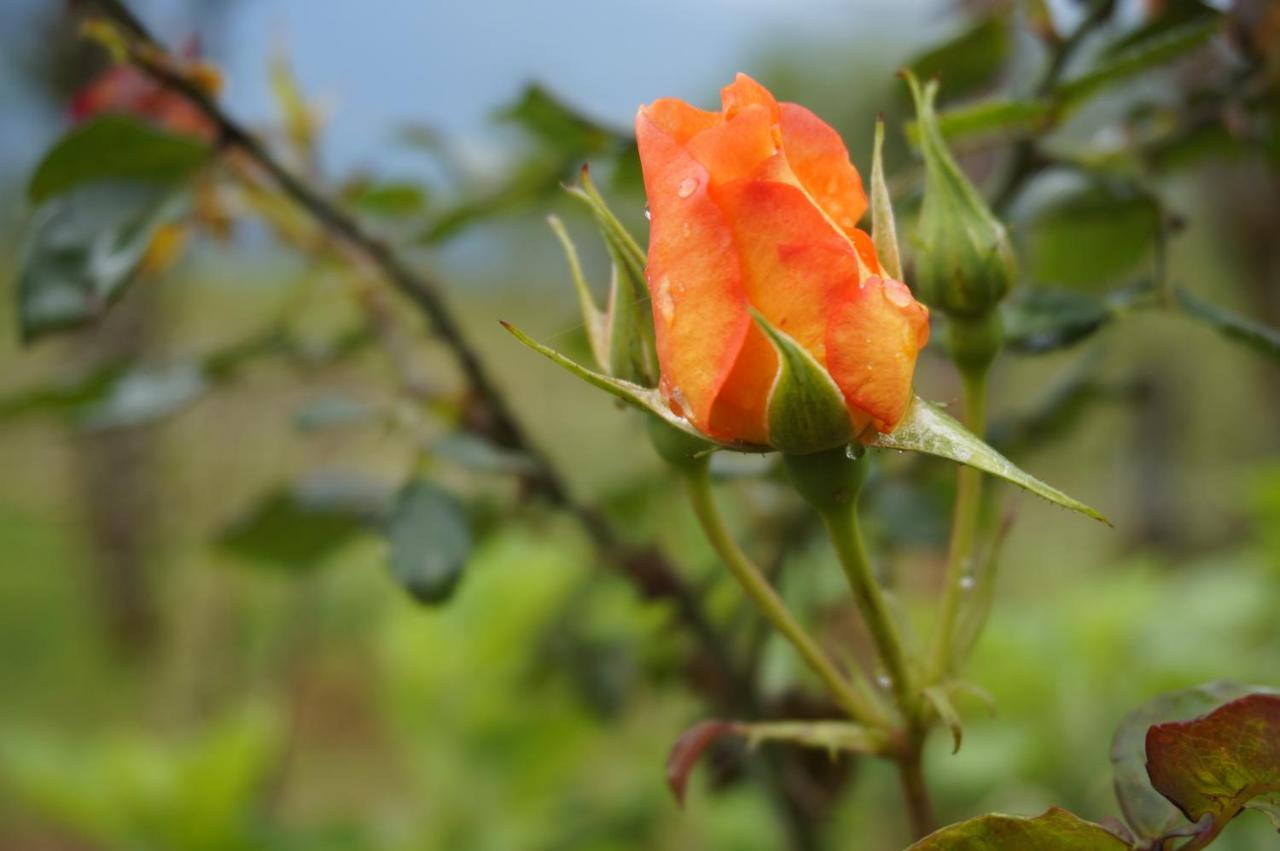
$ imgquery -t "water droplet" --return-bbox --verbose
[876,674,893,689]
[654,276,676,323]
[959,575,976,591]
[643,205,651,220]
[677,178,697,198]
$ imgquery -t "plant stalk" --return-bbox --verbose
[682,463,891,730]
[820,504,919,723]
[928,370,989,682]
[896,737,937,840]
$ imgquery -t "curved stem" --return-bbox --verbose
[928,371,989,682]
[897,739,937,840]
[682,464,891,730]
[820,504,919,723]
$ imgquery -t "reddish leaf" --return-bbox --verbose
[907,807,1129,849]
[1145,693,1280,830]
[666,720,733,807]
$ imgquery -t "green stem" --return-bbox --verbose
[896,739,937,840]
[681,463,891,730]
[820,503,919,723]
[928,370,989,682]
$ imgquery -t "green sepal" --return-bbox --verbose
[501,321,765,452]
[752,311,852,455]
[565,167,657,385]
[903,70,1016,319]
[922,685,964,754]
[869,396,1108,524]
[547,215,609,369]
[869,117,903,281]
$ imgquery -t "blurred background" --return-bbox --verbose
[0,0,1278,849]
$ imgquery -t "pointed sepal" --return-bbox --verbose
[547,214,610,370]
[871,396,1108,524]
[870,117,903,281]
[753,311,852,455]
[501,321,764,452]
[564,166,657,385]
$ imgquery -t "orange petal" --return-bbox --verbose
[778,103,868,238]
[709,178,869,441]
[685,104,780,187]
[713,178,858,357]
[825,277,931,433]
[721,73,780,121]
[635,109,750,437]
[641,97,723,146]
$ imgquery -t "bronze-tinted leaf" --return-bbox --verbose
[1145,693,1280,831]
[908,807,1129,850]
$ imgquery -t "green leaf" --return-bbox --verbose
[77,363,207,430]
[497,84,623,156]
[1001,284,1153,354]
[909,808,1130,850]
[18,181,188,341]
[346,181,428,218]
[870,117,903,281]
[1176,289,1280,361]
[293,394,378,432]
[1146,691,1280,832]
[753,312,851,454]
[1104,0,1221,56]
[1111,682,1264,841]
[566,167,656,385]
[666,718,888,806]
[28,115,210,203]
[924,99,1054,144]
[1024,183,1161,290]
[384,479,473,605]
[547,214,609,370]
[922,686,964,754]
[500,321,762,451]
[428,432,538,476]
[904,15,1012,102]
[219,472,388,571]
[1055,20,1220,109]
[869,396,1108,524]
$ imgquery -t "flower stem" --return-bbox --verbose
[819,502,919,723]
[681,463,891,730]
[928,370,989,682]
[896,739,937,840]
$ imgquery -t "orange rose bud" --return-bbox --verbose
[636,74,929,447]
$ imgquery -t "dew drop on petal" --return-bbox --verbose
[643,205,651,221]
[655,276,676,323]
[677,178,697,198]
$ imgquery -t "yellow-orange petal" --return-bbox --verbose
[635,108,750,437]
[721,73,780,121]
[825,276,930,433]
[713,178,858,357]
[778,103,868,238]
[685,104,779,187]
[709,178,869,442]
[641,97,723,146]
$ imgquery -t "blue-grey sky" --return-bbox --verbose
[1,0,945,183]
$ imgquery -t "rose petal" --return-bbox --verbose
[710,178,868,440]
[636,108,750,434]
[826,276,930,433]
[779,103,869,238]
[721,73,780,121]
